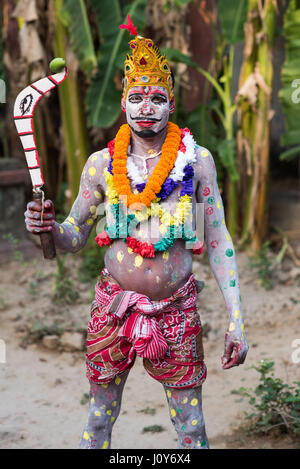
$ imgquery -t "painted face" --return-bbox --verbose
[123,86,174,138]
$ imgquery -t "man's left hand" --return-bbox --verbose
[221,330,249,370]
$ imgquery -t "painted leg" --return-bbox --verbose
[163,385,209,449]
[79,371,129,449]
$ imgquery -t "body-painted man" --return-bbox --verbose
[24,22,248,449]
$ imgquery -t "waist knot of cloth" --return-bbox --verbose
[93,269,198,360]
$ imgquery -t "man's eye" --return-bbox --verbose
[129,96,142,103]
[152,97,167,104]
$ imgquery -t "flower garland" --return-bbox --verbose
[96,189,198,258]
[112,121,182,207]
[95,126,205,258]
[103,167,194,227]
[108,126,197,201]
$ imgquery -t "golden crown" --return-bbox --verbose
[120,17,174,101]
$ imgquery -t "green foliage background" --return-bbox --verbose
[279,0,300,160]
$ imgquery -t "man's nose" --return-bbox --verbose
[140,99,154,115]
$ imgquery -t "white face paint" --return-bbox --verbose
[124,86,171,138]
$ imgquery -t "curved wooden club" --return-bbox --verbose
[14,59,68,259]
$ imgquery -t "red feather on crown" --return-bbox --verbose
[119,15,138,36]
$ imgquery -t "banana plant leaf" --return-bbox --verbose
[279,145,300,161]
[86,0,147,128]
[279,0,300,154]
[182,103,219,150]
[162,47,226,103]
[217,139,239,181]
[59,0,97,77]
[162,47,197,68]
[217,0,247,44]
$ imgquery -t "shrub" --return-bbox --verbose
[236,359,300,436]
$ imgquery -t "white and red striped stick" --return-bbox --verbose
[14,59,68,259]
[14,65,68,189]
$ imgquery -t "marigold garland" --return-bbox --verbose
[112,122,182,207]
[95,126,205,258]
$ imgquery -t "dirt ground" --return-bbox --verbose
[0,238,300,449]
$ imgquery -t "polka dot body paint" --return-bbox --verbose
[194,145,246,349]
[51,149,109,254]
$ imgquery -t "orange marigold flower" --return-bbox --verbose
[112,122,181,207]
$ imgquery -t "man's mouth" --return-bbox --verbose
[136,121,155,128]
[130,116,161,128]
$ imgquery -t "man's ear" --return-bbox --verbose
[169,96,175,114]
[121,96,126,113]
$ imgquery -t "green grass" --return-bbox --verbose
[142,425,165,433]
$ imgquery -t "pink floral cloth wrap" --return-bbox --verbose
[86,268,207,389]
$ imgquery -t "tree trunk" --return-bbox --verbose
[236,0,276,253]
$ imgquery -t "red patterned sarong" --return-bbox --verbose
[86,268,207,389]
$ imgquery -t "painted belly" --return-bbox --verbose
[104,239,193,300]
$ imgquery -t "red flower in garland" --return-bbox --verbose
[107,139,115,157]
[179,128,188,153]
[126,237,138,249]
[179,141,186,153]
[140,242,155,258]
[126,237,155,258]
[95,231,112,247]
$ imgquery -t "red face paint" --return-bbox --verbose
[128,87,168,98]
[125,85,171,138]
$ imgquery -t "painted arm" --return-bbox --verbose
[25,150,108,253]
[195,147,249,369]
